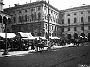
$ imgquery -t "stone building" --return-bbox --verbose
[4,1,60,37]
[60,5,90,39]
[0,0,11,33]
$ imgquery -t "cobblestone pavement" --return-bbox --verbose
[0,45,90,67]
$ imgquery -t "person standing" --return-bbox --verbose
[34,38,38,52]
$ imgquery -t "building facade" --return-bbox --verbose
[60,5,90,39]
[0,0,11,33]
[4,1,60,37]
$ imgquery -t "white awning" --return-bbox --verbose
[49,37,60,39]
[0,33,16,38]
[18,32,33,38]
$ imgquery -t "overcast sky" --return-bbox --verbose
[3,0,90,10]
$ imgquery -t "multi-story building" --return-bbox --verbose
[60,5,90,39]
[0,0,11,33]
[4,0,60,37]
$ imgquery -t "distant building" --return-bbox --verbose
[4,1,60,37]
[0,0,11,33]
[60,5,90,38]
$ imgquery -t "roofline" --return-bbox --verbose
[63,5,90,12]
[4,1,59,12]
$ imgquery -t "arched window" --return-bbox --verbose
[8,18,11,24]
[3,16,7,24]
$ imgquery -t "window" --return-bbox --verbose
[18,16,22,22]
[25,15,27,21]
[13,17,16,23]
[88,26,90,30]
[45,15,47,19]
[52,26,53,30]
[51,10,53,13]
[44,6,47,10]
[81,17,84,22]
[68,27,70,31]
[88,16,90,22]
[57,27,58,31]
[31,14,34,21]
[68,18,70,24]
[81,12,83,14]
[55,27,57,31]
[74,27,77,31]
[18,10,21,13]
[62,19,64,24]
[37,6,41,10]
[74,13,76,15]
[31,8,34,12]
[88,10,90,13]
[0,15,2,23]
[38,12,41,20]
[67,14,70,16]
[74,18,77,23]
[21,16,24,22]
[45,24,47,29]
[25,10,27,12]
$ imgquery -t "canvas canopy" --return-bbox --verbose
[18,32,33,38]
[49,37,60,39]
[0,33,16,38]
[18,32,46,40]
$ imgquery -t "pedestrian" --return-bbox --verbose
[31,40,35,50]
[34,38,38,52]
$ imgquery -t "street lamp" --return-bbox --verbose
[2,16,8,55]
[47,0,50,41]
[44,0,50,46]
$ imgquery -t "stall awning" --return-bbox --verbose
[18,32,46,40]
[0,33,16,38]
[18,32,33,38]
[49,37,60,39]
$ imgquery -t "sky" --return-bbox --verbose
[3,0,90,10]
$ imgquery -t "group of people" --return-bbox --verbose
[0,35,89,52]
